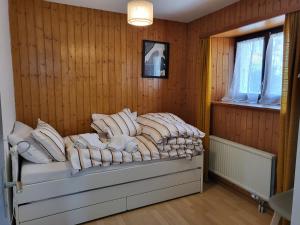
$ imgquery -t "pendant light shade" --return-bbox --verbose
[127,0,153,26]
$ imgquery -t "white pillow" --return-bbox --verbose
[32,119,66,162]
[92,111,138,121]
[8,121,52,163]
[92,113,107,122]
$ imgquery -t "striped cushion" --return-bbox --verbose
[137,113,205,144]
[154,113,186,124]
[8,121,52,164]
[32,119,66,162]
[91,108,141,138]
[92,111,138,122]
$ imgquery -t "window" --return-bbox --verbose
[223,27,284,105]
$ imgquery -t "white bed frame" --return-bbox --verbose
[10,146,204,225]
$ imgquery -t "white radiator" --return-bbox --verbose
[209,136,276,201]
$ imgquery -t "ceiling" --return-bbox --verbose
[46,0,240,23]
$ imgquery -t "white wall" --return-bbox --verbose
[0,0,16,224]
[291,120,300,225]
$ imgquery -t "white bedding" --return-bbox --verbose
[21,160,75,185]
[21,156,196,185]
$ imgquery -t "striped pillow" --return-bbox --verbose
[32,119,66,162]
[92,111,138,122]
[91,108,141,138]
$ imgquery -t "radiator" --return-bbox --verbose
[209,136,276,201]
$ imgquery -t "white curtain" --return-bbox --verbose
[259,32,284,105]
[222,37,264,103]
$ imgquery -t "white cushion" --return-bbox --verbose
[32,119,66,162]
[91,108,141,138]
[92,111,138,122]
[91,113,107,121]
[8,121,52,164]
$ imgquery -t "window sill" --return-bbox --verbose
[211,101,280,112]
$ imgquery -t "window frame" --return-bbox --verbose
[234,26,284,98]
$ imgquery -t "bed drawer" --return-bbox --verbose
[20,198,126,225]
[19,169,201,222]
[17,155,203,204]
[18,184,126,223]
[127,180,201,210]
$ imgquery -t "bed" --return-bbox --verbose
[11,145,204,225]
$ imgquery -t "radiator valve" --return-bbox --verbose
[251,194,265,213]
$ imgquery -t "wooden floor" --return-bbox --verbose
[84,183,272,225]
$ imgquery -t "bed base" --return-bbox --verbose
[11,147,203,225]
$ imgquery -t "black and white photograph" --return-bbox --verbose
[142,40,169,78]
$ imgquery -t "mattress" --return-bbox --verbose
[21,157,180,185]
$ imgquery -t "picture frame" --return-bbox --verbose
[142,40,169,79]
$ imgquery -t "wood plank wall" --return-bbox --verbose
[211,103,279,154]
[183,0,300,153]
[9,0,187,136]
[209,37,280,154]
[185,0,300,126]
[210,37,235,101]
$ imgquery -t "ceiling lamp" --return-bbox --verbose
[127,0,153,26]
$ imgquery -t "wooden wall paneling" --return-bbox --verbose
[58,4,71,134]
[210,37,235,102]
[9,0,23,121]
[216,38,223,101]
[67,6,78,134]
[10,0,188,136]
[43,2,56,128]
[161,21,170,114]
[156,21,163,113]
[97,10,105,114]
[81,8,88,131]
[265,0,273,16]
[18,0,33,127]
[264,111,274,152]
[34,0,47,126]
[101,11,108,114]
[271,113,280,154]
[88,9,97,118]
[150,24,155,113]
[211,103,280,154]
[222,38,229,99]
[120,15,127,111]
[184,0,298,155]
[240,110,247,144]
[107,12,114,113]
[211,38,217,101]
[77,7,85,132]
[125,17,131,110]
[252,110,260,148]
[185,0,300,124]
[151,24,156,113]
[245,110,253,147]
[188,0,300,41]
[258,0,266,18]
[131,24,139,111]
[153,22,159,113]
[26,0,40,126]
[136,26,143,114]
[51,3,64,133]
[132,22,139,112]
[115,14,122,112]
[257,111,266,150]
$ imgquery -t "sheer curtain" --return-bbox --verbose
[222,37,264,103]
[260,32,284,105]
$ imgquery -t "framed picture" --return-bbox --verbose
[142,40,169,78]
